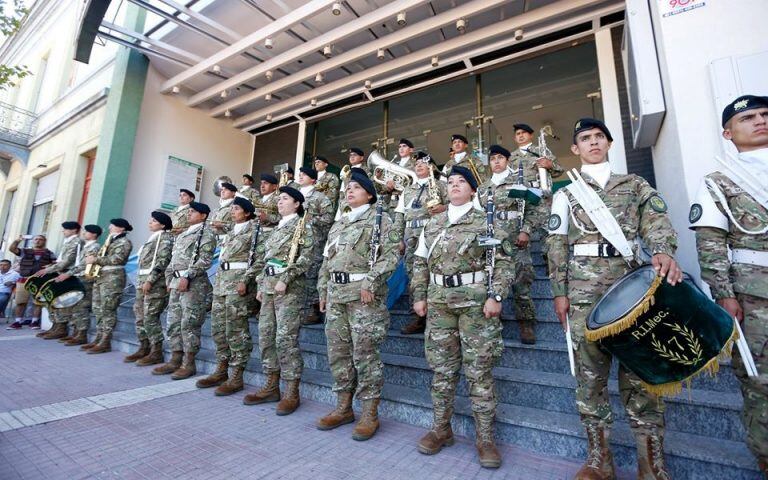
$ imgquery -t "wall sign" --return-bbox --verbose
[660,0,707,18]
[160,155,203,210]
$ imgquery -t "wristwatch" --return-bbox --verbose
[489,292,503,303]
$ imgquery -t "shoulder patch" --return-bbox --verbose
[689,203,703,223]
[547,214,561,231]
[256,244,265,254]
[388,230,401,242]
[648,194,668,213]
[501,238,516,256]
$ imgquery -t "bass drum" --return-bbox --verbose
[24,273,86,309]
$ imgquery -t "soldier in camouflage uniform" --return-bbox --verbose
[240,174,261,204]
[316,170,398,440]
[441,134,489,184]
[85,218,133,355]
[690,95,768,476]
[411,166,512,468]
[479,145,548,345]
[547,118,682,480]
[197,196,258,396]
[378,138,417,211]
[35,221,83,341]
[335,148,374,220]
[394,152,448,334]
[153,202,216,379]
[65,225,103,347]
[211,182,236,241]
[127,212,174,366]
[244,187,314,414]
[171,189,195,236]
[313,155,340,209]
[257,173,281,231]
[297,166,334,325]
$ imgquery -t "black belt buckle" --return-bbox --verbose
[265,266,275,276]
[333,272,349,284]
[221,262,230,271]
[599,244,617,257]
[444,275,458,288]
[173,271,182,278]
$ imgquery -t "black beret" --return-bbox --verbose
[300,166,318,180]
[489,144,511,159]
[414,151,435,164]
[349,170,377,204]
[349,147,364,157]
[242,174,254,182]
[260,173,279,185]
[572,118,613,143]
[286,166,294,175]
[61,221,81,230]
[151,211,173,230]
[110,218,133,231]
[451,134,468,144]
[189,202,211,215]
[84,224,102,236]
[513,123,534,134]
[448,166,478,191]
[313,155,328,164]
[179,188,195,199]
[232,196,255,214]
[399,138,414,148]
[722,95,768,127]
[279,186,305,204]
[221,182,238,193]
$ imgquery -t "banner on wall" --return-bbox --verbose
[160,155,204,210]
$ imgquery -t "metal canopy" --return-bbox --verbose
[77,0,624,133]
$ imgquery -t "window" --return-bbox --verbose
[28,54,49,113]
[27,170,59,237]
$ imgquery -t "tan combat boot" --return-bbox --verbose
[243,372,281,405]
[152,351,183,375]
[352,398,380,441]
[124,339,150,363]
[275,379,301,415]
[474,414,501,469]
[519,321,536,345]
[170,352,197,380]
[136,342,164,366]
[87,333,112,354]
[64,330,88,346]
[80,332,102,350]
[215,366,244,396]
[58,326,75,343]
[43,323,68,340]
[316,392,355,430]
[197,360,229,388]
[575,425,616,480]
[636,430,670,480]
[400,315,426,335]
[418,408,455,455]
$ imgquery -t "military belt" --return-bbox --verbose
[220,261,248,271]
[732,248,768,267]
[430,271,485,287]
[408,219,427,229]
[573,243,622,258]
[331,271,366,284]
[496,211,522,221]
[100,266,124,272]
[265,265,287,276]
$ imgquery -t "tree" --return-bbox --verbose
[0,0,30,91]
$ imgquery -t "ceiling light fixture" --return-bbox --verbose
[265,37,273,49]
[364,80,372,89]
[456,19,466,33]
[265,93,272,101]
[323,44,332,58]
[266,114,273,122]
[224,110,231,117]
[331,2,342,15]
[396,12,406,26]
[171,86,180,94]
[310,98,318,107]
[220,90,228,98]
[377,48,385,60]
[265,70,273,81]
[212,64,221,74]
[514,29,524,41]
[315,72,324,83]
[431,56,439,67]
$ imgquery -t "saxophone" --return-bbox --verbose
[84,234,112,279]
[286,215,306,265]
[425,164,442,209]
[369,198,383,268]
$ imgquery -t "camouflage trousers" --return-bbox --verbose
[733,293,768,463]
[259,286,303,380]
[425,302,503,432]
[211,293,254,368]
[510,243,536,326]
[165,278,211,354]
[132,279,169,344]
[303,229,328,310]
[569,303,665,432]
[71,281,94,332]
[325,298,390,401]
[92,270,126,336]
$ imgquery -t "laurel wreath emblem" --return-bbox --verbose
[650,323,704,366]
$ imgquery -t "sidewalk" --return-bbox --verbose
[0,331,614,479]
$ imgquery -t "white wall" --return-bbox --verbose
[649,0,768,275]
[122,66,253,246]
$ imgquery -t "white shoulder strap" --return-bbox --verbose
[705,176,768,235]
[716,153,768,210]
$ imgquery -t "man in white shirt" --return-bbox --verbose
[0,260,20,321]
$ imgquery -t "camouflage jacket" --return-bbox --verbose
[336,165,374,219]
[171,205,191,236]
[92,234,132,280]
[257,215,315,295]
[136,231,174,286]
[479,168,548,236]
[302,188,334,240]
[411,207,513,306]
[44,235,83,274]
[70,240,101,283]
[394,177,448,240]
[315,171,340,209]
[210,200,233,237]
[165,222,216,289]
[546,172,677,304]
[259,191,280,228]
[512,145,564,183]
[239,185,261,204]
[318,205,399,303]
[690,172,768,300]
[441,152,489,184]
[214,220,260,296]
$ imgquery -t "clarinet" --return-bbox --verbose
[485,187,496,298]
[369,198,383,268]
[248,217,262,268]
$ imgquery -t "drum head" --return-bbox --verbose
[52,291,85,309]
[587,265,657,330]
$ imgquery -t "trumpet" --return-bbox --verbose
[367,150,417,192]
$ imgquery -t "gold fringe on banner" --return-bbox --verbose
[585,275,664,342]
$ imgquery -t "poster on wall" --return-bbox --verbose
[160,155,204,210]
[659,0,706,18]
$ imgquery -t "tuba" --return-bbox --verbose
[536,125,557,196]
[212,176,233,197]
[367,150,418,192]
[275,163,290,187]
